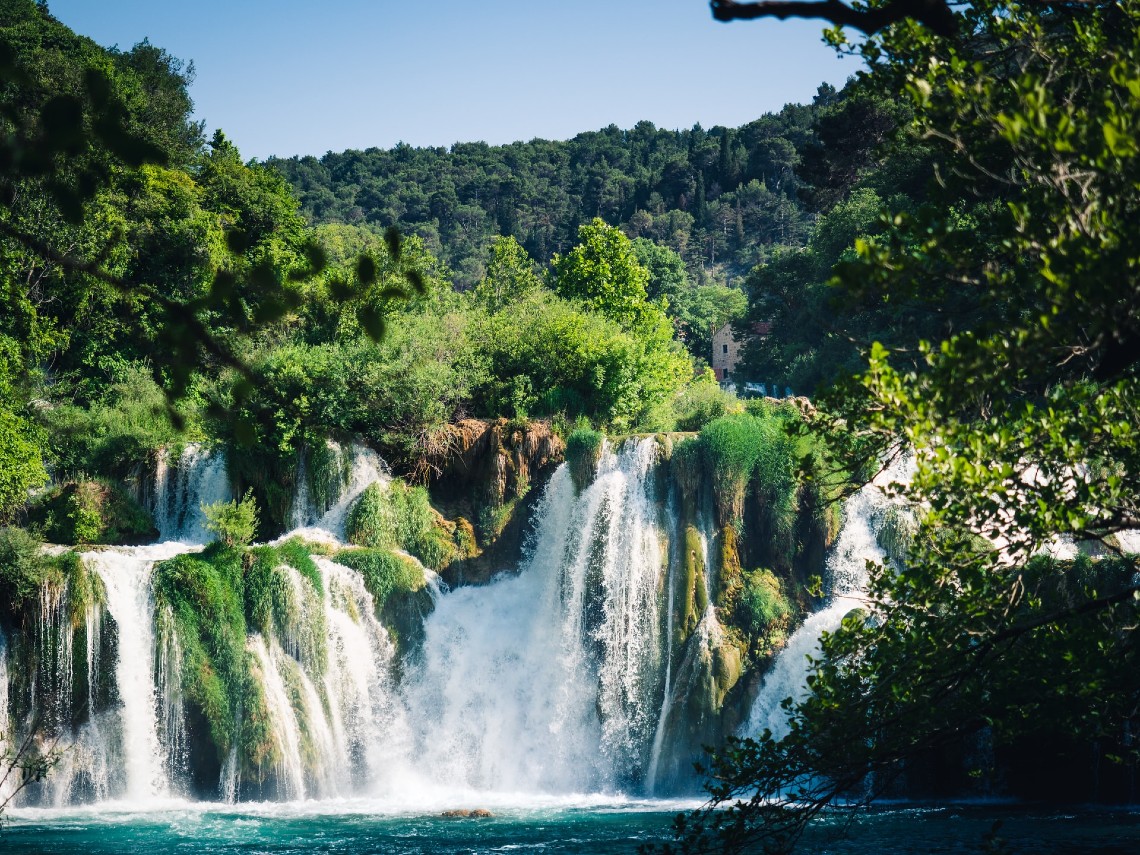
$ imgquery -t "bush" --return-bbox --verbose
[672,377,743,432]
[203,489,259,547]
[37,364,186,480]
[345,480,458,570]
[27,479,157,545]
[0,527,58,616]
[734,568,792,645]
[0,407,47,522]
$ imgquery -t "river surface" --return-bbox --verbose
[3,801,1138,853]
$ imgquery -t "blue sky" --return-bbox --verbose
[47,1,856,161]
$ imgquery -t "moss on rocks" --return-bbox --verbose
[565,428,604,493]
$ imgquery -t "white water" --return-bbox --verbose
[5,435,691,809]
[288,442,389,541]
[398,439,668,795]
[85,544,192,802]
[745,458,911,740]
[152,444,233,543]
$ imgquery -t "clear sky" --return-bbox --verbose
[45,1,857,161]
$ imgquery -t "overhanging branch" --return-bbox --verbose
[710,0,959,37]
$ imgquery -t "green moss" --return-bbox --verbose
[677,524,708,646]
[453,517,478,559]
[152,546,247,761]
[733,568,792,654]
[717,524,744,611]
[0,527,65,619]
[565,427,604,492]
[346,480,459,571]
[27,480,157,545]
[246,542,326,676]
[335,548,424,611]
[238,650,279,783]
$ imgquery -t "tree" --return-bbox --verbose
[551,218,659,332]
[473,235,540,312]
[665,0,1140,852]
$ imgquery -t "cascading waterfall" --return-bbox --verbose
[289,442,389,540]
[745,458,911,740]
[1,433,753,807]
[397,438,669,794]
[152,444,233,543]
[85,546,179,802]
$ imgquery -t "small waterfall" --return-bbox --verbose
[288,441,389,541]
[0,632,11,807]
[646,489,680,792]
[86,546,182,802]
[318,558,404,788]
[248,635,306,800]
[399,438,668,793]
[745,458,910,740]
[155,606,188,789]
[152,444,233,542]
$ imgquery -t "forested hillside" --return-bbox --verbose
[268,105,824,290]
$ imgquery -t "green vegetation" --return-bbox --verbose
[565,427,604,493]
[667,1,1140,852]
[270,104,820,313]
[0,528,68,619]
[345,481,458,571]
[27,480,156,545]
[0,408,47,523]
[153,544,247,761]
[203,490,260,548]
[334,548,424,612]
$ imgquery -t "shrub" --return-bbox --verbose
[672,378,743,433]
[0,407,47,522]
[0,527,59,616]
[203,489,259,547]
[27,480,157,545]
[734,568,792,646]
[345,480,457,571]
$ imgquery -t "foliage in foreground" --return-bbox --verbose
[662,1,1140,852]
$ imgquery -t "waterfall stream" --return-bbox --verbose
[745,457,911,740]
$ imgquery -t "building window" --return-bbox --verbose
[722,344,729,355]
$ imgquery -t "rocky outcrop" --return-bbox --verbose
[424,419,564,586]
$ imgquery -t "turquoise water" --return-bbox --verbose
[4,801,1139,854]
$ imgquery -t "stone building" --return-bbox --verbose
[711,321,770,383]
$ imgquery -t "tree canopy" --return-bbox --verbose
[663,0,1140,852]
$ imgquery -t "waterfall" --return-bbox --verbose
[288,441,389,541]
[745,458,910,740]
[0,632,11,807]
[318,557,404,788]
[85,544,192,802]
[152,444,233,543]
[397,438,668,794]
